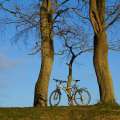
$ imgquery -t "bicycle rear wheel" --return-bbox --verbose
[74,88,91,105]
[49,90,61,106]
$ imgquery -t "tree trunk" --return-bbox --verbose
[67,56,75,90]
[66,56,75,105]
[67,64,72,89]
[34,0,54,107]
[89,0,116,104]
[66,63,73,105]
[93,32,115,104]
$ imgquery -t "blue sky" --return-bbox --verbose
[0,0,120,107]
[0,33,120,107]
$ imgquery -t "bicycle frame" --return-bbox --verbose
[56,82,75,99]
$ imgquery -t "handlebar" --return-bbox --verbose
[73,80,80,82]
[53,78,80,83]
[53,79,67,83]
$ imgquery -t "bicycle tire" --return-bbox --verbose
[74,88,91,105]
[49,90,61,106]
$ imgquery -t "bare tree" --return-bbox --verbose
[0,0,56,107]
[89,0,117,104]
[54,25,92,105]
[73,0,120,104]
[33,0,55,107]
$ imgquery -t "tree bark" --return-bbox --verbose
[66,56,75,105]
[89,0,116,104]
[67,63,72,91]
[66,63,72,100]
[93,32,115,104]
[34,0,54,107]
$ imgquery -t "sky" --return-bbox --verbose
[0,0,120,107]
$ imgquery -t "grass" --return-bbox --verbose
[0,105,120,120]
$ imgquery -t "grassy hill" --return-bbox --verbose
[0,105,120,120]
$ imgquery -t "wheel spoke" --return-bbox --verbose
[74,89,91,105]
[49,90,61,106]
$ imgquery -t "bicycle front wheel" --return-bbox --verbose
[49,90,61,106]
[74,88,91,105]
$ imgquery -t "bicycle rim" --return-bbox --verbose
[74,89,91,105]
[49,90,61,106]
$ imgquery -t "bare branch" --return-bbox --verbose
[105,3,120,29]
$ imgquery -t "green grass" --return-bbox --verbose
[0,105,120,120]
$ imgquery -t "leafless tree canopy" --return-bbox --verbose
[0,0,120,53]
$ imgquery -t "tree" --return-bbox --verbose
[33,0,55,107]
[89,0,116,104]
[63,32,92,105]
[55,25,92,105]
[0,0,55,107]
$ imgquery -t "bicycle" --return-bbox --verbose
[49,78,91,106]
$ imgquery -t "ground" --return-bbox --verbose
[0,105,120,120]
